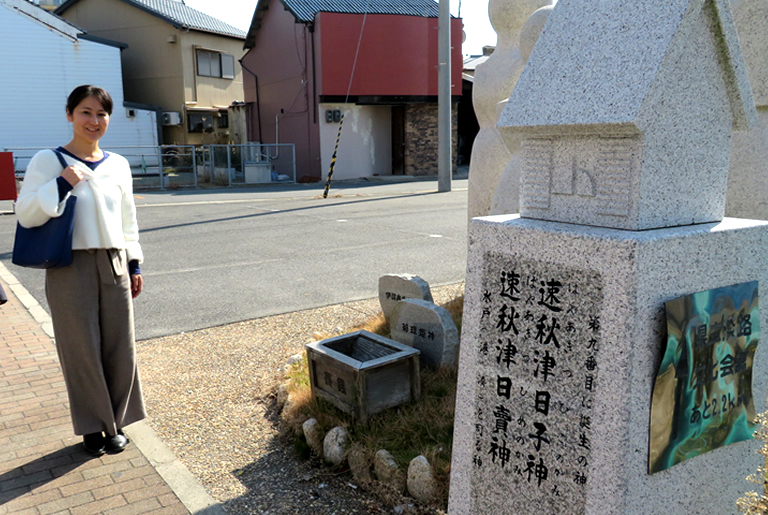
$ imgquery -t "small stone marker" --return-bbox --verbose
[390,298,459,368]
[378,274,433,320]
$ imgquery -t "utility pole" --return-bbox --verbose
[437,0,451,192]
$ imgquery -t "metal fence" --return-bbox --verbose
[3,143,296,190]
[198,144,296,187]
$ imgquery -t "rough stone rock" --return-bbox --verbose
[323,426,348,466]
[286,353,303,366]
[284,352,304,374]
[303,418,324,456]
[276,384,289,411]
[374,449,405,493]
[407,455,436,504]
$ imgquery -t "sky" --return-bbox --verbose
[183,0,496,56]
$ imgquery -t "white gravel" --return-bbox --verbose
[136,283,464,514]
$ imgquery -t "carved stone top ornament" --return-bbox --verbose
[499,0,757,231]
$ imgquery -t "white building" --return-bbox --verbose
[0,0,158,169]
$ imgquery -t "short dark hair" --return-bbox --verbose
[66,85,113,115]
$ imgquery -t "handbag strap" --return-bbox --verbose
[52,149,68,170]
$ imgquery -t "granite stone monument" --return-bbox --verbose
[378,274,433,321]
[390,298,460,368]
[449,1,768,514]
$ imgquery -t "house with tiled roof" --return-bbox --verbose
[56,0,247,145]
[242,0,463,181]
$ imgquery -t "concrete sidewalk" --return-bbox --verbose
[0,264,224,515]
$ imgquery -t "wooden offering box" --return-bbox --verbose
[305,330,421,422]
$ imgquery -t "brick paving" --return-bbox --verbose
[0,279,191,515]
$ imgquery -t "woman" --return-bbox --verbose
[16,85,145,456]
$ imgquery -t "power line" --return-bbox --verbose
[344,0,372,104]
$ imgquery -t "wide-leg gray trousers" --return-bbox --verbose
[46,249,146,436]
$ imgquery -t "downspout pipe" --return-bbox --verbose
[238,59,264,143]
[309,22,317,124]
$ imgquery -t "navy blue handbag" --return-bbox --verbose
[12,151,77,269]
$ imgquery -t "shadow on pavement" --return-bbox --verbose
[221,396,382,515]
[0,445,92,506]
[139,190,443,234]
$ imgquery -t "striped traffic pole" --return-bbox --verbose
[323,113,345,198]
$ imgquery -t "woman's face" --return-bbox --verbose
[66,95,110,144]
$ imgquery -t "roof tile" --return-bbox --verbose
[128,0,246,38]
[283,0,441,22]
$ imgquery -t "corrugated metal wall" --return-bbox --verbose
[0,0,157,167]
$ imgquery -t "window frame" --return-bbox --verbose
[217,112,229,129]
[187,111,215,133]
[196,48,236,80]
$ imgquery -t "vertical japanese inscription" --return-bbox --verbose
[471,254,603,513]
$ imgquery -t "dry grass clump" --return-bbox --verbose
[281,296,464,511]
[738,412,768,514]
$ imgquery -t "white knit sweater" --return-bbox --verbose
[16,149,144,263]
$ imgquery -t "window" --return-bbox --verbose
[188,112,215,133]
[222,54,235,79]
[196,49,235,79]
[217,112,229,129]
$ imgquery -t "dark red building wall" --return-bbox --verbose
[315,12,463,97]
[241,0,321,181]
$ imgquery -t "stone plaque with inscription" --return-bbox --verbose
[471,254,602,513]
[378,274,433,321]
[390,298,459,368]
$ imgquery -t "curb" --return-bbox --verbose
[0,261,226,515]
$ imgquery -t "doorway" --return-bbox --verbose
[391,106,405,175]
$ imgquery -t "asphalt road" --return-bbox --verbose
[0,177,469,340]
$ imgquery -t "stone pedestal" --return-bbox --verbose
[449,215,768,514]
[727,107,768,219]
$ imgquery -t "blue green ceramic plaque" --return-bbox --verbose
[649,281,760,474]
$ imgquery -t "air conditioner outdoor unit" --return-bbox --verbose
[161,112,181,126]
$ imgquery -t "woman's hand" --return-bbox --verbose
[60,165,87,187]
[131,274,143,298]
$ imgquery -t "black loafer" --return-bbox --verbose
[106,431,128,454]
[83,432,106,456]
